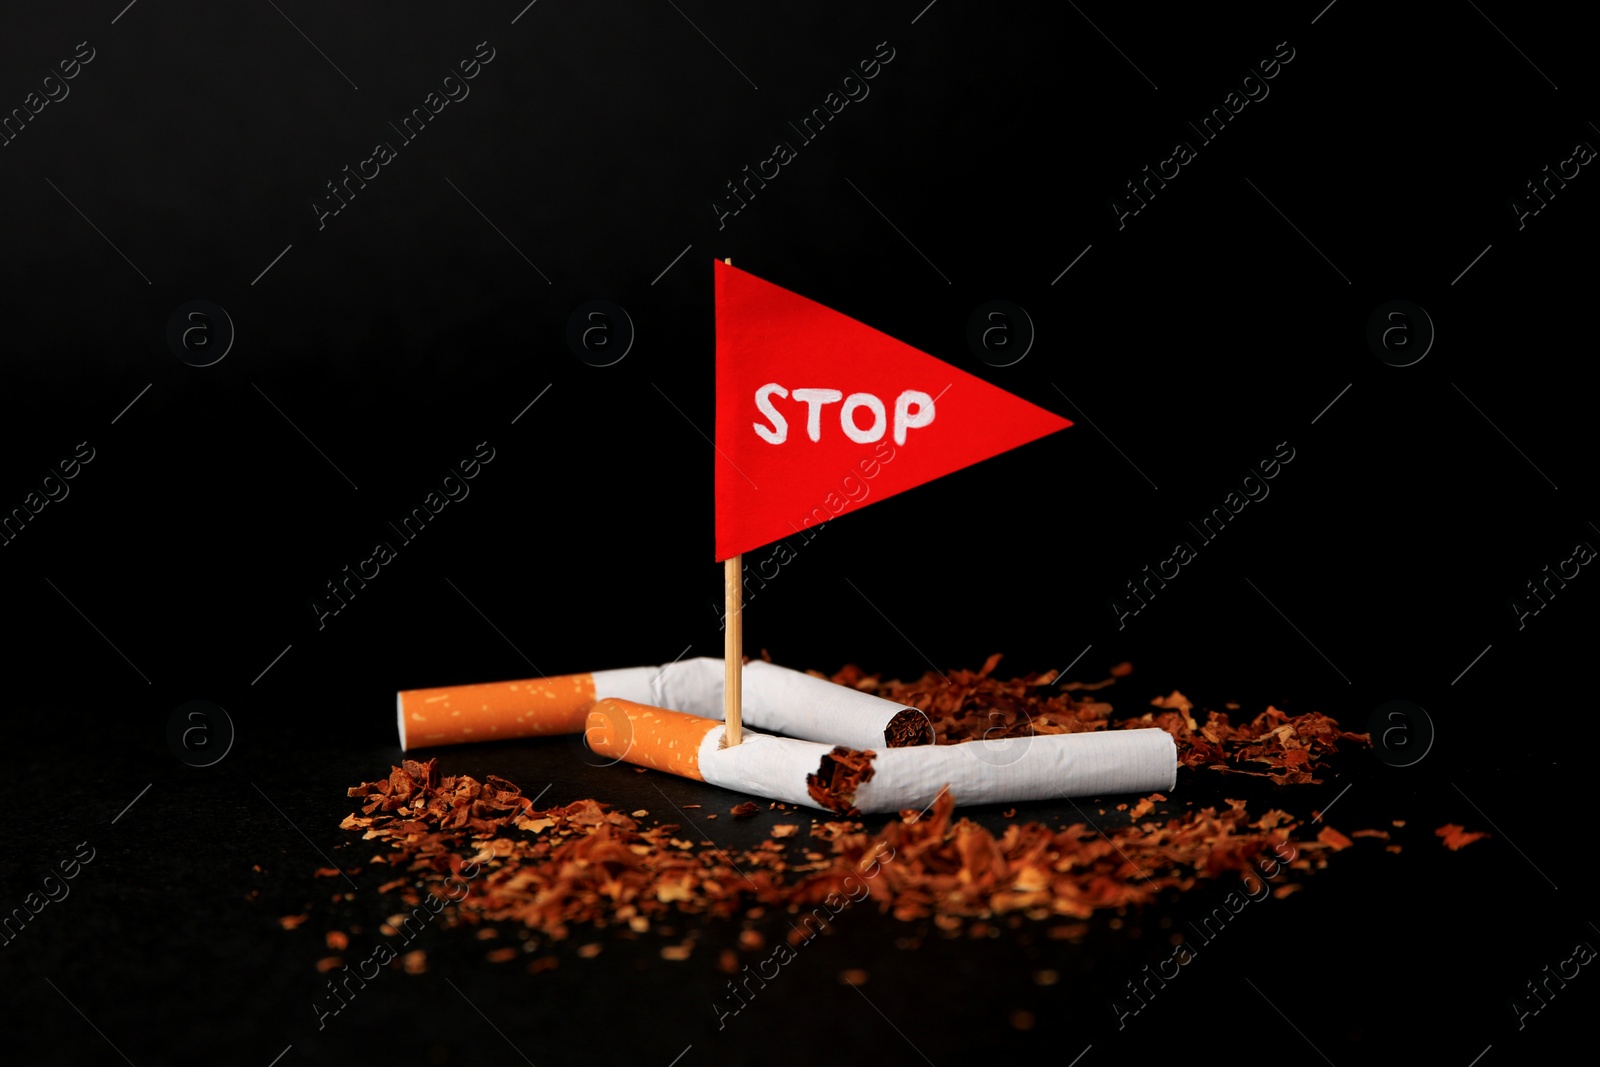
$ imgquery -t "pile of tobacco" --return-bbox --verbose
[303,658,1485,968]
[844,654,1368,784]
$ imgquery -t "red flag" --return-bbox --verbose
[714,260,1072,561]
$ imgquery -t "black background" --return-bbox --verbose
[1,2,1594,1064]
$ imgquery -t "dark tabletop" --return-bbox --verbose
[1,1,1595,1063]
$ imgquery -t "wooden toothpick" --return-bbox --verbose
[723,256,743,747]
[725,554,743,746]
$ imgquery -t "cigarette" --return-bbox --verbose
[740,659,932,748]
[397,657,928,751]
[651,657,929,749]
[584,700,1177,814]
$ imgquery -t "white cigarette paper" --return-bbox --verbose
[592,657,928,749]
[656,714,1176,813]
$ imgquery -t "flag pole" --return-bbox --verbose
[722,257,743,747]
[724,554,742,746]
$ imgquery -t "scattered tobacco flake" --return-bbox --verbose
[1435,824,1490,851]
[811,819,863,841]
[839,968,869,986]
[278,914,308,930]
[325,931,349,951]
[1317,827,1353,851]
[330,761,1353,950]
[403,950,428,974]
[730,802,760,818]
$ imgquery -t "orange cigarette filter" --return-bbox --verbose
[584,699,720,781]
[398,673,597,749]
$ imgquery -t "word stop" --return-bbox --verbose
[753,384,935,445]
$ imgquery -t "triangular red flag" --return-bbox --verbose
[715,260,1071,560]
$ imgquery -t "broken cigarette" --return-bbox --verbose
[397,657,928,751]
[583,699,1177,813]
